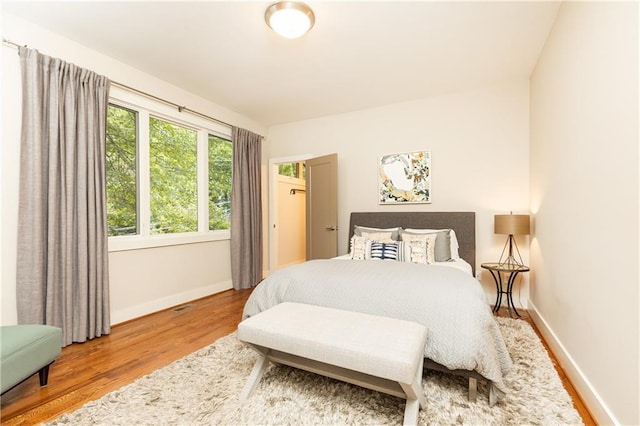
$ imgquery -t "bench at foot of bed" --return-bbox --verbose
[237,302,428,426]
[422,359,500,406]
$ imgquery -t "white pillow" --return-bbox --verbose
[450,230,460,259]
[404,228,461,259]
[354,226,401,241]
[360,231,395,243]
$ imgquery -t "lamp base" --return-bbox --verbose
[498,235,526,268]
[498,256,526,268]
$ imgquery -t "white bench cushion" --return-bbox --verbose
[238,302,427,384]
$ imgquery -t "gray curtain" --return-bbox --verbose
[230,127,263,289]
[16,47,111,346]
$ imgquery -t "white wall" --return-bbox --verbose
[1,14,267,325]
[530,2,639,425]
[267,80,531,301]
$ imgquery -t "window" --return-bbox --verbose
[149,117,198,234]
[208,135,232,230]
[278,162,305,179]
[106,105,138,236]
[106,93,232,250]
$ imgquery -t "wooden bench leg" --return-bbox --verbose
[402,397,420,426]
[488,382,498,407]
[239,350,271,401]
[468,377,477,402]
[400,358,426,426]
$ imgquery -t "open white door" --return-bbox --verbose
[305,153,338,260]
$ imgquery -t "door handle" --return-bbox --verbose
[325,226,338,231]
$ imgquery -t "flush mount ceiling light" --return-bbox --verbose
[265,1,315,39]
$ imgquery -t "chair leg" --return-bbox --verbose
[38,363,51,387]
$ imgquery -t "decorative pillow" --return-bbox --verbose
[405,239,434,264]
[369,242,399,260]
[360,231,394,243]
[401,233,437,264]
[404,228,461,259]
[402,229,452,261]
[350,236,372,260]
[354,225,401,241]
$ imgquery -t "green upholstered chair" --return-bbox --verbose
[1,325,63,394]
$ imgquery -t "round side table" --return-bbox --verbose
[480,262,529,317]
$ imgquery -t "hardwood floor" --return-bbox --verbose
[1,290,595,425]
[0,289,253,425]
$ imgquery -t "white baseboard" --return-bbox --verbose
[527,299,618,425]
[110,280,233,325]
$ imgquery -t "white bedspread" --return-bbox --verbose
[242,259,513,397]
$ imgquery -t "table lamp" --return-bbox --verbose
[494,213,530,267]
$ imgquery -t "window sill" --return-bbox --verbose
[108,230,230,252]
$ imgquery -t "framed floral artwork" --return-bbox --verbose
[378,150,431,204]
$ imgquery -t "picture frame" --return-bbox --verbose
[378,150,431,204]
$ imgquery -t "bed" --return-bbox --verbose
[242,211,512,404]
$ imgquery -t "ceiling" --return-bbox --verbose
[2,1,560,126]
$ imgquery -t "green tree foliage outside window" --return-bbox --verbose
[106,105,137,236]
[209,136,232,230]
[278,162,298,178]
[278,162,306,179]
[106,104,233,237]
[149,117,198,234]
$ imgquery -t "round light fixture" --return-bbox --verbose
[265,1,315,39]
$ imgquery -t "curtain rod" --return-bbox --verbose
[2,38,234,129]
[109,81,233,129]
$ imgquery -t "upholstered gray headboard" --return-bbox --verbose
[348,212,476,274]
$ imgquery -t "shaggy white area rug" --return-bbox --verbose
[48,317,583,425]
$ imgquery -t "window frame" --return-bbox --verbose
[107,86,232,252]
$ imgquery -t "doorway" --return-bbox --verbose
[269,155,311,273]
[275,160,307,269]
[268,153,338,274]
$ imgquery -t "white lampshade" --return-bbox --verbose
[265,1,315,39]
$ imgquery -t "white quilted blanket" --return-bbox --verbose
[242,259,513,398]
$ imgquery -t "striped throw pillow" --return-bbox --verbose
[370,242,399,260]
